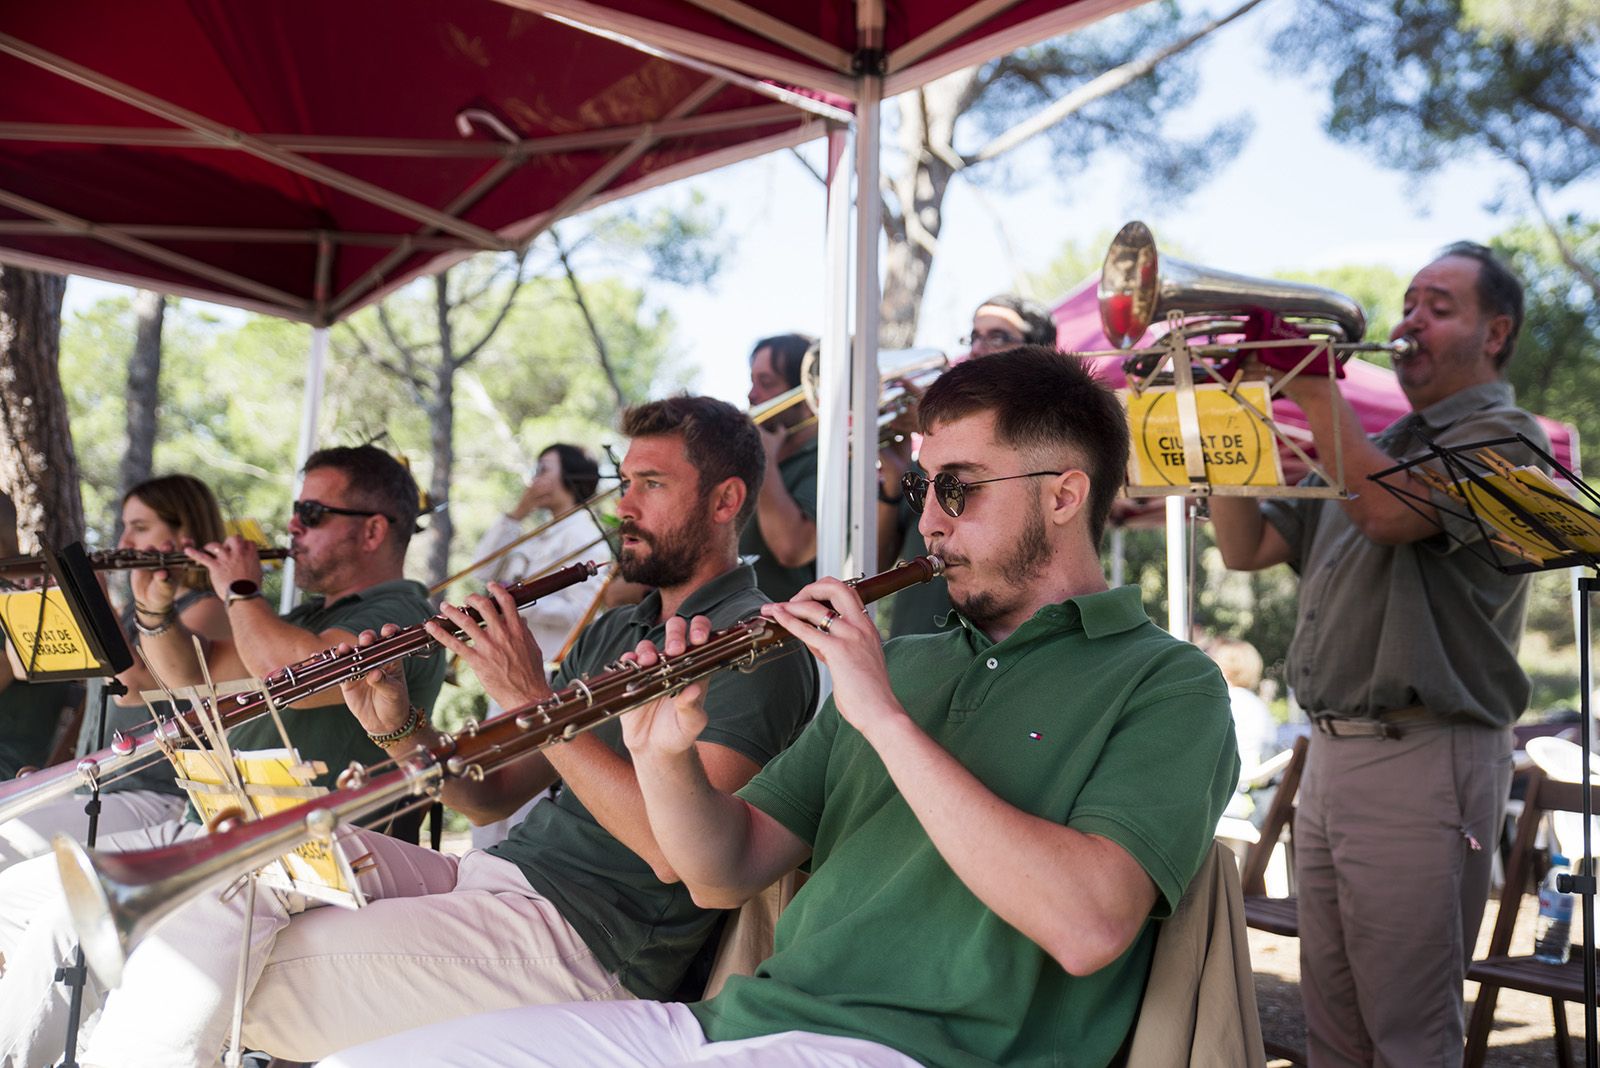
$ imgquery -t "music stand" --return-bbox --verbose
[1373,434,1600,1068]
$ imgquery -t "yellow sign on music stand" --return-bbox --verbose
[1124,382,1283,489]
[1456,467,1600,564]
[0,587,100,676]
[171,748,362,907]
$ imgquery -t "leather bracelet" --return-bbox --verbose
[367,706,424,746]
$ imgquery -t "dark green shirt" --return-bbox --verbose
[739,436,818,603]
[693,586,1239,1068]
[0,679,77,779]
[489,564,819,999]
[225,580,447,790]
[1262,380,1548,725]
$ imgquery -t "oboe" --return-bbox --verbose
[56,556,943,988]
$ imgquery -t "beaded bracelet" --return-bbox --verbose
[367,706,425,746]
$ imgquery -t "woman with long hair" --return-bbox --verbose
[0,474,239,871]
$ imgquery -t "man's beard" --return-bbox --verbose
[618,509,713,589]
[948,497,1052,630]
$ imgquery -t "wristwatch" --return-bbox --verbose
[225,578,263,608]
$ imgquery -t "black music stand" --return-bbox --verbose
[1373,434,1600,1068]
[0,543,134,1068]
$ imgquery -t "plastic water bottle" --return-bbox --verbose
[1534,853,1575,965]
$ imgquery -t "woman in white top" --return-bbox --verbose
[468,444,606,848]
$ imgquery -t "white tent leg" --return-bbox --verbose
[849,72,881,589]
[1165,496,1188,639]
[279,325,328,613]
[1109,525,1126,589]
[816,124,851,583]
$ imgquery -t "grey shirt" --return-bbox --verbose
[1261,380,1548,727]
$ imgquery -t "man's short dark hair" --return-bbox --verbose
[304,445,420,554]
[1440,241,1524,369]
[976,294,1059,348]
[541,444,601,503]
[621,396,767,529]
[917,345,1128,547]
[750,334,816,390]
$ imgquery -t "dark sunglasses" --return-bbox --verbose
[293,499,391,528]
[901,470,1064,518]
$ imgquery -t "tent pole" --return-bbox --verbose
[816,124,852,583]
[1165,496,1188,639]
[1109,525,1126,588]
[280,326,329,613]
[850,53,882,590]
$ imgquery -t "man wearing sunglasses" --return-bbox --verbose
[0,400,820,1068]
[0,445,447,1066]
[318,347,1239,1068]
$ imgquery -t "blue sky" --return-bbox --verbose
[64,0,1596,409]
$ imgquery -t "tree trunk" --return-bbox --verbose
[0,267,83,551]
[879,81,961,349]
[424,274,454,591]
[119,289,165,514]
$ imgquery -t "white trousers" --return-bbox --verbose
[0,822,627,1068]
[0,789,184,872]
[319,999,925,1068]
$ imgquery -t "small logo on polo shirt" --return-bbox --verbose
[1028,731,1043,741]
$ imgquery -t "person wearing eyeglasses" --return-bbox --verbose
[878,294,1061,638]
[318,347,1239,1068]
[0,446,449,1065]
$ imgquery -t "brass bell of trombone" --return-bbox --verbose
[1098,220,1368,349]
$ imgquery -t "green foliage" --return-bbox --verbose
[1276,0,1598,192]
[963,2,1254,203]
[1274,264,1407,349]
[1492,221,1600,475]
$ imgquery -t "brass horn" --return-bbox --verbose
[1098,220,1369,349]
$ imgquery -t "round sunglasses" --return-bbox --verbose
[901,470,1064,518]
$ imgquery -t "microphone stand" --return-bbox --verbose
[57,677,123,1068]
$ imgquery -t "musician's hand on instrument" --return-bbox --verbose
[621,677,709,758]
[130,539,179,615]
[427,583,552,711]
[762,579,901,736]
[757,420,788,466]
[185,535,263,598]
[336,625,411,736]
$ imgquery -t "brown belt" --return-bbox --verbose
[1310,705,1434,740]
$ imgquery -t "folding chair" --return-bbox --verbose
[1465,768,1591,1068]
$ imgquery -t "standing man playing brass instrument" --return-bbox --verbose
[0,399,818,1068]
[1210,243,1547,1067]
[744,333,820,602]
[0,444,447,1066]
[323,348,1239,1068]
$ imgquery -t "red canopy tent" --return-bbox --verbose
[0,0,847,325]
[0,0,1153,585]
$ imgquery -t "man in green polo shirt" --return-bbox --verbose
[3,398,819,1068]
[743,333,819,602]
[320,348,1240,1068]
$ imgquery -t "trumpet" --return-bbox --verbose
[0,562,601,825]
[0,546,292,581]
[749,347,949,448]
[57,556,945,988]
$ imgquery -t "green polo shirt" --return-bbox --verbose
[739,436,818,603]
[489,564,819,999]
[692,585,1238,1068]
[225,580,446,790]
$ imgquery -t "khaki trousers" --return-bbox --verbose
[1296,720,1511,1068]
